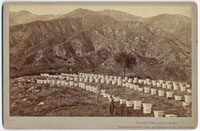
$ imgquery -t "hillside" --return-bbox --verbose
[9,10,58,26]
[9,9,192,81]
[146,14,191,43]
[98,9,143,22]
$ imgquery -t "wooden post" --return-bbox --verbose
[123,66,125,77]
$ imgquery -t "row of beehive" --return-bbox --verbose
[71,73,191,92]
[78,82,178,117]
[40,73,191,91]
[38,73,192,105]
[78,73,190,88]
[39,73,192,105]
[126,84,192,106]
[36,77,188,117]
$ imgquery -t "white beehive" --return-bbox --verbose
[143,103,153,114]
[167,84,173,90]
[126,101,134,107]
[144,87,150,93]
[165,114,177,117]
[133,100,142,110]
[174,95,182,101]
[120,99,126,104]
[180,86,186,92]
[154,110,165,117]
[184,95,192,104]
[113,96,120,102]
[158,90,165,97]
[138,87,144,92]
[117,80,122,86]
[134,85,139,91]
[151,88,157,95]
[157,83,161,88]
[166,91,174,98]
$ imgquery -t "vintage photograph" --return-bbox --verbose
[8,3,193,118]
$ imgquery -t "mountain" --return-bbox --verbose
[98,9,143,22]
[62,9,191,44]
[9,9,192,82]
[9,10,58,26]
[60,8,143,22]
[60,8,96,18]
[145,14,191,43]
[146,14,190,33]
[174,23,192,44]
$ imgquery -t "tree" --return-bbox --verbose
[114,52,137,77]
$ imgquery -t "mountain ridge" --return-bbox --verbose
[9,9,191,82]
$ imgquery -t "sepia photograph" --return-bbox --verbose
[3,2,198,129]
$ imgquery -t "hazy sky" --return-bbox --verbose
[9,3,191,17]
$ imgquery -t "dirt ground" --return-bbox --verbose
[10,76,192,117]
